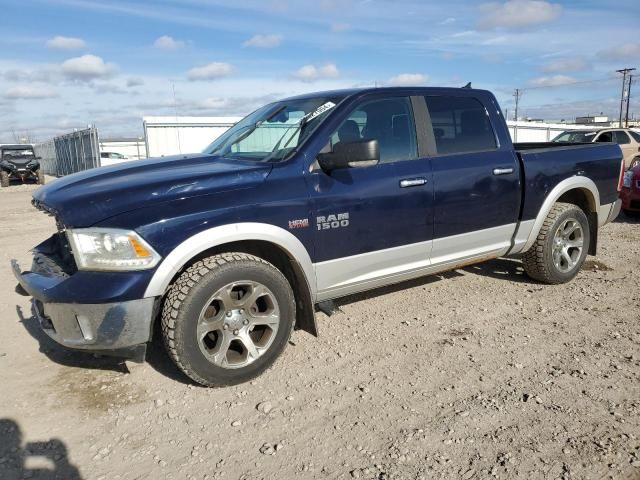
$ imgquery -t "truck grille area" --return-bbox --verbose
[32,233,77,277]
[31,198,77,276]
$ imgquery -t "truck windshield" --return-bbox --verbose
[203,96,344,162]
[552,131,598,143]
[2,148,34,159]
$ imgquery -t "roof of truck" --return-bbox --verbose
[0,144,34,150]
[282,86,491,101]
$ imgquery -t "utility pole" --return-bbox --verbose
[617,68,636,127]
[513,89,520,121]
[625,74,633,128]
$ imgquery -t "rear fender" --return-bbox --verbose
[520,176,600,253]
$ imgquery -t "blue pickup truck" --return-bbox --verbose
[13,87,623,386]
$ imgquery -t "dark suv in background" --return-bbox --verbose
[0,144,45,186]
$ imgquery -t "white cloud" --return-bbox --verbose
[187,62,234,81]
[440,17,456,25]
[242,34,283,48]
[5,85,58,99]
[126,77,144,87]
[92,83,127,95]
[529,75,576,87]
[478,0,562,30]
[46,36,86,50]
[61,54,117,80]
[599,43,640,61]
[153,35,185,50]
[292,63,340,82]
[388,73,428,86]
[200,97,231,109]
[542,58,590,74]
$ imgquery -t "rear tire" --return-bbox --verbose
[36,169,45,185]
[0,171,9,188]
[161,253,295,387]
[522,202,590,284]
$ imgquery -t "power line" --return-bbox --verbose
[617,68,636,127]
[625,73,634,128]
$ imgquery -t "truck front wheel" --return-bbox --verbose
[0,171,9,187]
[522,202,590,284]
[161,253,295,387]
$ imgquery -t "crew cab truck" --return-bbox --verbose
[13,87,623,387]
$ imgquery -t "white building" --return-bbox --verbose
[143,116,241,158]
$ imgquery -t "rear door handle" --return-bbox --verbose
[400,178,427,188]
[493,167,514,176]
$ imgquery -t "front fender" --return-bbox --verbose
[143,222,316,299]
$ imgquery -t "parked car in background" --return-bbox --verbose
[552,128,640,169]
[100,151,131,167]
[621,163,640,216]
[14,86,624,387]
[0,144,44,186]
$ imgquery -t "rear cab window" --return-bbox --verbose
[424,96,497,155]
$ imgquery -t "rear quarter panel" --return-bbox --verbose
[518,143,622,221]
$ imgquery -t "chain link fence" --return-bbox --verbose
[35,127,101,177]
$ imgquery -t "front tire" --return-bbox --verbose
[36,169,45,185]
[161,253,295,387]
[0,171,9,188]
[522,202,590,284]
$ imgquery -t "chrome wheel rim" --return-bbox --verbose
[552,218,584,273]
[197,281,280,369]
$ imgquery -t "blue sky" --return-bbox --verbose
[0,0,639,142]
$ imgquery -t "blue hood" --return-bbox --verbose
[33,154,272,227]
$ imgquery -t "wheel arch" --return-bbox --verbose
[144,223,318,336]
[522,176,600,254]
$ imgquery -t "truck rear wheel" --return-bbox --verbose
[0,171,9,188]
[161,253,295,387]
[522,202,590,284]
[36,169,45,185]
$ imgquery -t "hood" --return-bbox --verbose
[33,154,272,227]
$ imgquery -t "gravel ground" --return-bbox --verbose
[0,180,639,480]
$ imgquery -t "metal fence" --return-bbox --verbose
[35,127,101,177]
[34,139,57,176]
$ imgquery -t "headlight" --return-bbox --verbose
[66,228,161,271]
[623,171,633,188]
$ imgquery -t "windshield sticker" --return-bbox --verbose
[303,101,336,123]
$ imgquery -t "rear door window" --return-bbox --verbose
[424,96,497,155]
[614,131,631,144]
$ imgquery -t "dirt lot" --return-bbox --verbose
[0,181,639,480]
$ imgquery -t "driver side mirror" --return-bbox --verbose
[317,139,379,171]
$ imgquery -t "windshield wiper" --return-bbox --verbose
[262,116,309,163]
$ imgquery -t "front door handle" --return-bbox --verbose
[493,167,514,176]
[400,178,427,188]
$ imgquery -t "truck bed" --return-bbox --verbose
[514,142,622,222]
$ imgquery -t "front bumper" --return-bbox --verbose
[12,259,156,360]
